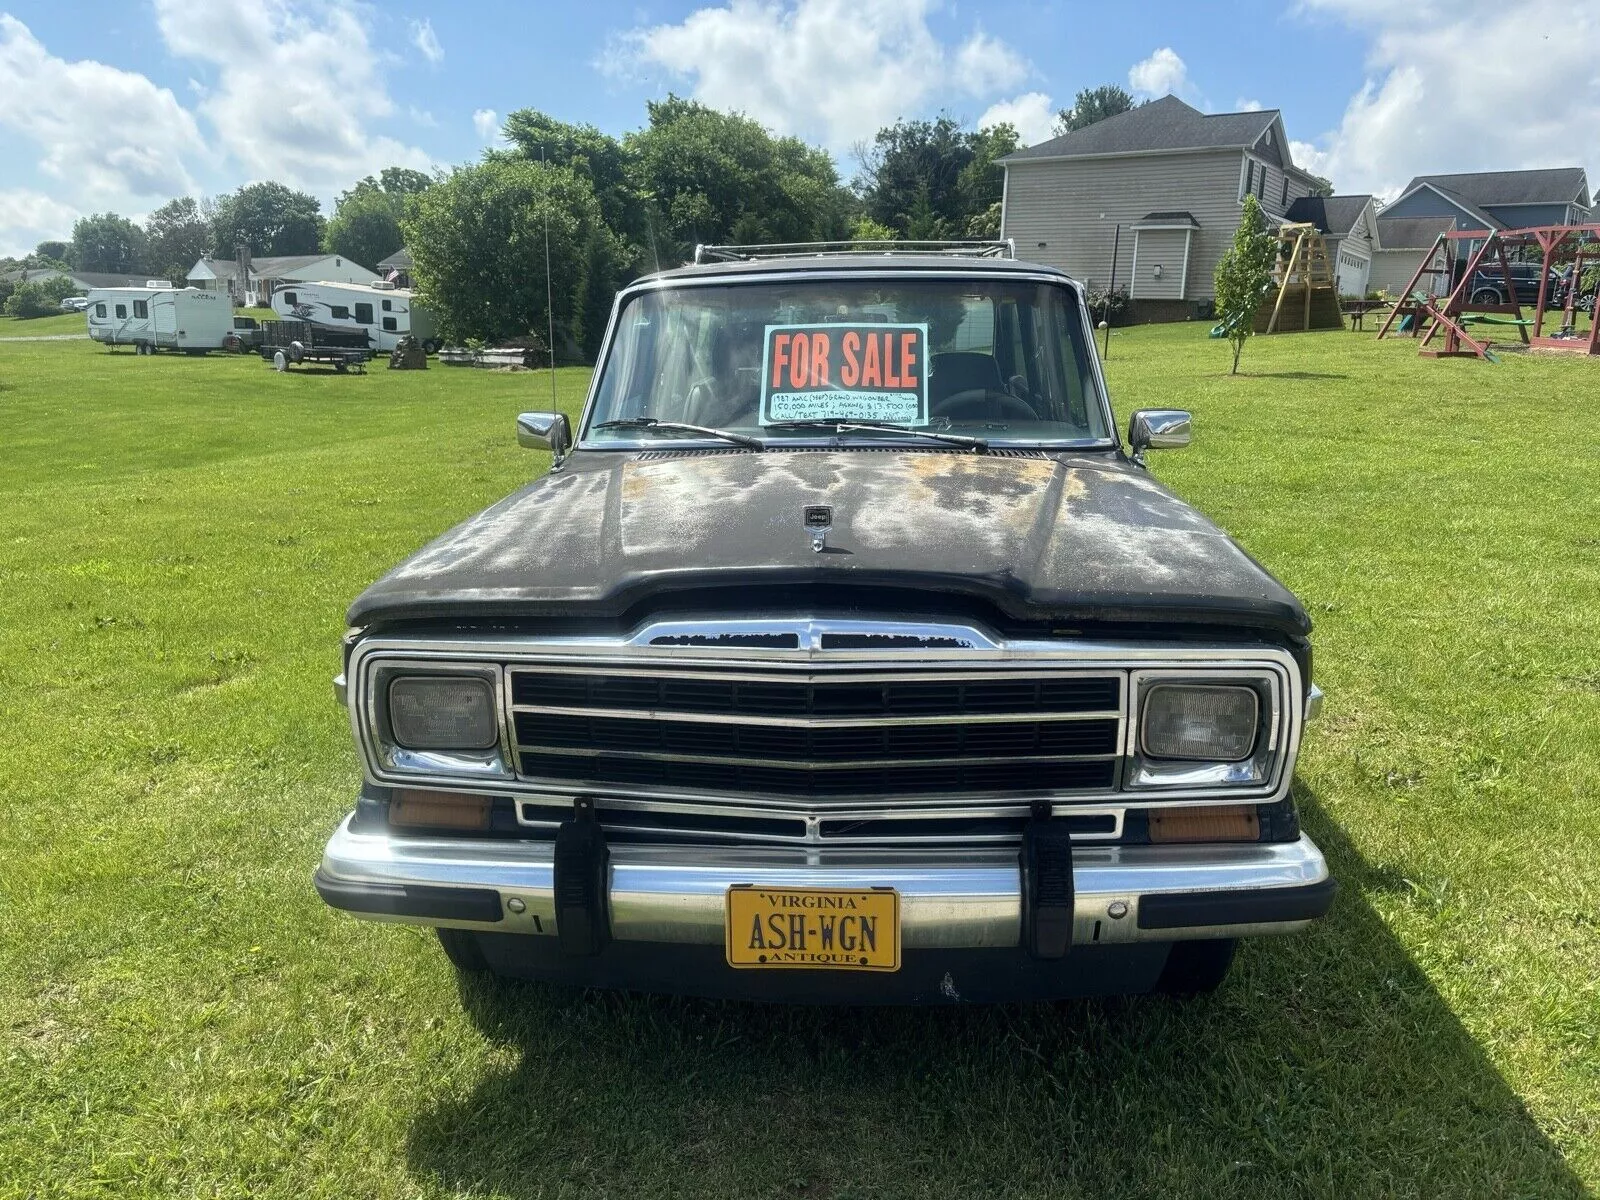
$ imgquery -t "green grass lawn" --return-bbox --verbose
[1,327,1596,1198]
[0,311,89,337]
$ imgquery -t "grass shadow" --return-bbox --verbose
[404,789,1584,1198]
[1233,371,1349,380]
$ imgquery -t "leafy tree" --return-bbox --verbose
[1053,85,1139,136]
[1212,194,1277,374]
[626,96,850,256]
[34,240,69,262]
[143,197,211,283]
[966,201,1002,238]
[323,171,433,271]
[69,213,146,274]
[1304,173,1335,198]
[4,274,78,318]
[856,115,971,237]
[956,123,1019,222]
[849,216,897,243]
[210,182,325,258]
[403,156,619,347]
[502,110,639,246]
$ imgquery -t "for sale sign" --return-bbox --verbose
[758,323,929,425]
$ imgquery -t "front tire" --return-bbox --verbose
[1153,939,1237,996]
[1471,288,1501,305]
[436,928,490,974]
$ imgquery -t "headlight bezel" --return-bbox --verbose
[356,657,513,782]
[1124,668,1287,792]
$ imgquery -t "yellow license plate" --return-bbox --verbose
[725,886,900,971]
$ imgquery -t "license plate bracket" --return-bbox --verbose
[725,885,900,971]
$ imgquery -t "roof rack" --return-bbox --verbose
[692,239,1017,264]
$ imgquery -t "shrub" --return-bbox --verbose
[3,275,77,319]
[1085,284,1132,326]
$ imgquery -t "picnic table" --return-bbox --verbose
[1340,299,1391,331]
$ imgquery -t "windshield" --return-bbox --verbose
[584,277,1111,446]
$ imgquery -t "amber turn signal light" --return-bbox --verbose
[1148,805,1260,844]
[390,789,492,830]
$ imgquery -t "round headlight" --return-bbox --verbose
[388,676,499,750]
[1140,684,1258,761]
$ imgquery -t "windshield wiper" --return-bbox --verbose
[764,419,988,452]
[592,417,764,449]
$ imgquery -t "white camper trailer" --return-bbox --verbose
[270,280,439,353]
[84,286,234,354]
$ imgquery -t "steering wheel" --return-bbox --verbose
[931,388,1038,422]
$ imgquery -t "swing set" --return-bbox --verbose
[1375,224,1600,361]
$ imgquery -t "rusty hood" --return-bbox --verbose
[348,449,1310,636]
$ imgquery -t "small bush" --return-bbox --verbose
[1085,284,1132,326]
[3,275,77,319]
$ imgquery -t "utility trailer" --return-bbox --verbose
[84,285,233,354]
[258,319,373,373]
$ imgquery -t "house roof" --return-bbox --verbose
[1400,167,1590,209]
[1285,194,1373,236]
[1,266,148,288]
[1375,216,1457,250]
[1135,211,1199,227]
[1001,95,1280,163]
[189,253,361,281]
[378,247,412,269]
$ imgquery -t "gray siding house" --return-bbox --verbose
[1366,168,1591,295]
[999,95,1326,318]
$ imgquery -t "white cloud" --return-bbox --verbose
[1296,0,1600,199]
[410,18,442,65]
[0,189,80,258]
[472,108,499,140]
[1235,97,1263,112]
[978,92,1056,147]
[1128,47,1190,99]
[153,0,431,192]
[0,15,204,200]
[605,0,1036,152]
[408,106,439,128]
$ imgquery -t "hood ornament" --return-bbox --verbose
[803,505,832,553]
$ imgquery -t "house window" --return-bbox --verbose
[283,291,297,305]
[133,300,148,318]
[354,302,373,324]
[382,317,398,332]
[1257,169,1266,200]
[330,305,350,320]
[94,303,106,318]
[115,304,127,318]
[382,299,392,311]
[1245,161,1255,197]
[1282,179,1289,207]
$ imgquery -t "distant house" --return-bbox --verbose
[377,247,413,288]
[187,253,379,306]
[1284,194,1380,296]
[1368,168,1592,294]
[1,266,153,292]
[999,95,1328,319]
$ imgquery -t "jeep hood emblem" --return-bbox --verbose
[803,505,832,552]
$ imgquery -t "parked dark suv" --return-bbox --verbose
[1467,261,1559,305]
[315,241,1333,1003]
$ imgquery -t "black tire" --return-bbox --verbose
[1153,939,1237,996]
[1471,288,1501,305]
[436,928,491,973]
[422,338,441,355]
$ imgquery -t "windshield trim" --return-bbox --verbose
[574,269,1122,452]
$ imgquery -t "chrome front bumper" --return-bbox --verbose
[316,816,1332,948]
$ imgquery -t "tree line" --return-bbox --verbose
[5,83,1188,335]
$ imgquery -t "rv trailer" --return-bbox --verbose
[269,280,439,353]
[84,286,234,354]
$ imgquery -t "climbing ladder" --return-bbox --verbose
[1260,222,1342,333]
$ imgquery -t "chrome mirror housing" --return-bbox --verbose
[1128,409,1191,465]
[516,412,571,462]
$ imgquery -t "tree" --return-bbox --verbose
[69,213,146,275]
[1053,85,1139,136]
[4,274,78,318]
[209,182,324,258]
[1304,173,1335,198]
[502,110,640,247]
[1212,194,1277,374]
[143,197,211,283]
[856,115,971,237]
[849,216,897,244]
[626,96,851,257]
[324,171,433,271]
[402,156,619,348]
[34,240,69,262]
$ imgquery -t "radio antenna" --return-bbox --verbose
[541,146,558,409]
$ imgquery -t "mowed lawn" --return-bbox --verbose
[0,325,1595,1199]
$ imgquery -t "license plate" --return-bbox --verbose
[725,886,900,971]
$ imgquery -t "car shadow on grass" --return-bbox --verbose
[404,788,1585,1199]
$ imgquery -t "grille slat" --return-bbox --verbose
[509,667,1122,802]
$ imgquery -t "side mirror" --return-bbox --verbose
[1127,409,1191,465]
[516,412,571,462]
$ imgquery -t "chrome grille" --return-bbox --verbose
[508,666,1123,803]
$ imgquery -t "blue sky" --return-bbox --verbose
[2,1,1595,257]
